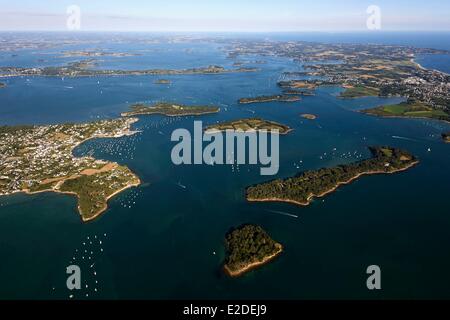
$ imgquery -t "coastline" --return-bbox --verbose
[0,117,142,222]
[412,57,450,76]
[224,243,283,277]
[247,160,419,206]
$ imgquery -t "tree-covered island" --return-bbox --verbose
[121,102,220,117]
[205,118,291,134]
[224,224,283,277]
[246,146,418,206]
[154,79,171,84]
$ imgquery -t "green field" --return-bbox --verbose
[362,101,450,121]
[339,85,379,98]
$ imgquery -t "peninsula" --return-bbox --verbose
[238,94,301,104]
[61,50,141,58]
[205,118,291,134]
[121,102,220,117]
[246,146,418,206]
[224,224,283,277]
[0,118,141,222]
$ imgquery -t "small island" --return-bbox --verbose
[300,114,317,120]
[361,99,450,122]
[0,82,5,88]
[246,146,418,206]
[154,79,171,84]
[0,118,141,222]
[443,132,450,143]
[205,118,292,134]
[238,94,301,104]
[224,224,283,277]
[121,102,220,117]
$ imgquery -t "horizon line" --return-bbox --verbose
[2,29,450,33]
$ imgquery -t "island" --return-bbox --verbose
[300,114,317,120]
[361,99,450,122]
[0,118,141,222]
[0,63,257,78]
[0,82,5,88]
[223,224,283,277]
[121,102,220,117]
[154,79,171,84]
[238,95,301,104]
[205,118,291,134]
[246,146,418,206]
[339,85,380,98]
[443,132,450,143]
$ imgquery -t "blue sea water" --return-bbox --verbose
[0,32,449,299]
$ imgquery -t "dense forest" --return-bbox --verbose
[246,146,418,205]
[224,224,281,273]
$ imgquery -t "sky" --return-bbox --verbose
[0,0,449,32]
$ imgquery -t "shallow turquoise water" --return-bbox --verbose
[0,33,449,299]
